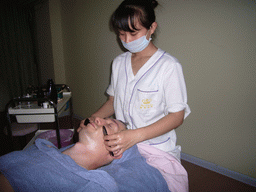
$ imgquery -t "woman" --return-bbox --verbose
[91,0,191,162]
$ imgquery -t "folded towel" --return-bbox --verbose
[137,143,189,192]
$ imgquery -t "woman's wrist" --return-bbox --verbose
[133,128,146,144]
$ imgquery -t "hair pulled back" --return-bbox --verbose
[111,0,158,33]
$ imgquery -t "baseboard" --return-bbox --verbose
[181,152,256,187]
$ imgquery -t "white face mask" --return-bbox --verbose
[121,31,152,53]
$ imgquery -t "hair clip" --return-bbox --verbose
[84,118,90,126]
[103,126,114,156]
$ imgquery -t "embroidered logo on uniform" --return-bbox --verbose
[140,99,153,109]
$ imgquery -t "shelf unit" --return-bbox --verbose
[5,85,73,149]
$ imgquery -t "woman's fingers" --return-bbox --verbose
[104,129,137,156]
[104,134,120,145]
[104,141,124,156]
[106,146,122,157]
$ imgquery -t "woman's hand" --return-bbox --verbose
[104,129,140,157]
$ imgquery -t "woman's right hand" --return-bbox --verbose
[104,129,141,157]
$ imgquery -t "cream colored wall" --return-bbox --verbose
[51,0,255,178]
[157,1,256,178]
[59,0,123,116]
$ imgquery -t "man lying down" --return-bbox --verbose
[0,117,169,192]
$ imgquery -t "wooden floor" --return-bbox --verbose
[0,115,255,192]
[181,160,256,192]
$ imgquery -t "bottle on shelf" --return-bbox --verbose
[46,79,57,104]
[37,86,44,106]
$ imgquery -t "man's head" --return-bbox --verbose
[76,117,126,167]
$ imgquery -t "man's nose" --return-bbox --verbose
[94,117,104,125]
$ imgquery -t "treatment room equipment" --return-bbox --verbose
[5,84,74,150]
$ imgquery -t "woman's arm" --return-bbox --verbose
[91,96,115,119]
[136,110,184,142]
[105,110,184,156]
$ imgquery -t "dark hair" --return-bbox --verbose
[111,0,158,33]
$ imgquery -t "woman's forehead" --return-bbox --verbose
[118,25,144,35]
[118,15,143,32]
[129,16,142,29]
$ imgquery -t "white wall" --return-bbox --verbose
[51,0,256,178]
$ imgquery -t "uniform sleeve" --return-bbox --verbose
[106,72,114,97]
[163,62,191,119]
[106,58,118,97]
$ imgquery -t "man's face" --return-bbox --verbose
[77,117,126,154]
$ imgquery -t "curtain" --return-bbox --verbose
[0,1,40,99]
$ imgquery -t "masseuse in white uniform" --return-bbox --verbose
[90,0,191,161]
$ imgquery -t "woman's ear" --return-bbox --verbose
[150,22,158,35]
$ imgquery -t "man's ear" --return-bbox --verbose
[112,154,123,159]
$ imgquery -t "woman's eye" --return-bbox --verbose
[119,32,125,36]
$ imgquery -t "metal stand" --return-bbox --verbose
[5,84,73,149]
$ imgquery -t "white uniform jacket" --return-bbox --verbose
[107,48,191,160]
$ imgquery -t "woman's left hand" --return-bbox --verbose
[104,129,139,157]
